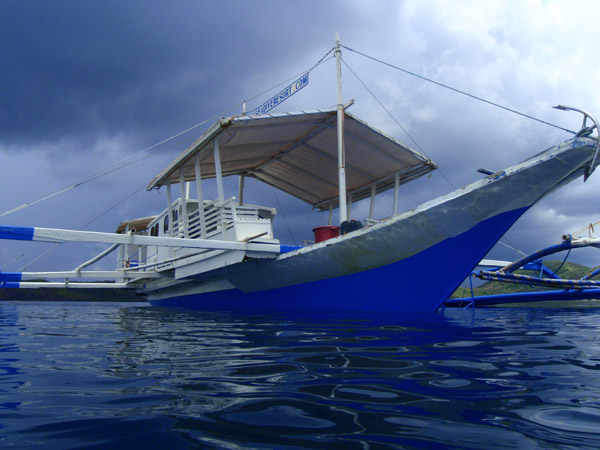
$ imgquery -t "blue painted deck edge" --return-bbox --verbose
[148,207,529,313]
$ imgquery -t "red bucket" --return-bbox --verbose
[313,226,340,243]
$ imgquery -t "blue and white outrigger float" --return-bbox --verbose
[1,39,600,313]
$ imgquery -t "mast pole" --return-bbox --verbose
[335,32,348,224]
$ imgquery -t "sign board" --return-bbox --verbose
[255,73,309,115]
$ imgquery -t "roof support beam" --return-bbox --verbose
[179,168,188,238]
[369,183,376,219]
[214,139,225,203]
[194,154,206,238]
[166,184,174,237]
[393,172,400,215]
[238,175,245,206]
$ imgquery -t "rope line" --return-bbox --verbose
[271,186,296,245]
[341,59,429,160]
[341,44,578,135]
[341,57,457,190]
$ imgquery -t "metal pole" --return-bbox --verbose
[335,32,347,224]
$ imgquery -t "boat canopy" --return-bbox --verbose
[147,109,437,211]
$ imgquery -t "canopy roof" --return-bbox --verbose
[147,109,437,210]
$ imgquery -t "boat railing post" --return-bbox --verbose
[194,154,206,239]
[328,201,333,226]
[335,32,348,224]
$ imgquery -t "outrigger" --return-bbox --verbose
[447,229,600,307]
[1,38,599,313]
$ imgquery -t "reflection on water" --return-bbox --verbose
[1,301,600,448]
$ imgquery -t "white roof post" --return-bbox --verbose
[369,183,376,220]
[238,175,245,206]
[195,154,206,239]
[179,168,188,238]
[166,183,175,258]
[335,32,348,224]
[214,139,225,204]
[166,184,173,235]
[393,172,400,215]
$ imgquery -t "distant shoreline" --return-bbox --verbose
[0,288,140,302]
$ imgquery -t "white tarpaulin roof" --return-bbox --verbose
[147,109,437,210]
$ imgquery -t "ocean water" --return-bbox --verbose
[1,301,600,449]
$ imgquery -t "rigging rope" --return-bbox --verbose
[571,220,600,238]
[341,57,457,190]
[341,59,429,160]
[496,239,528,257]
[270,186,296,245]
[341,44,578,135]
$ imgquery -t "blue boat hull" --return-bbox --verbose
[148,207,527,312]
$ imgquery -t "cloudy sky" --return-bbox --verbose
[2,0,600,274]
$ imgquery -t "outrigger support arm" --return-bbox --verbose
[491,235,600,275]
[0,224,281,253]
[476,235,600,289]
[74,241,121,272]
[553,105,600,181]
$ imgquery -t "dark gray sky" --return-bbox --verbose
[2,0,600,272]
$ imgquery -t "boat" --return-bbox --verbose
[1,38,599,313]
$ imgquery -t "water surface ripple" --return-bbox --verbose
[1,301,600,449]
